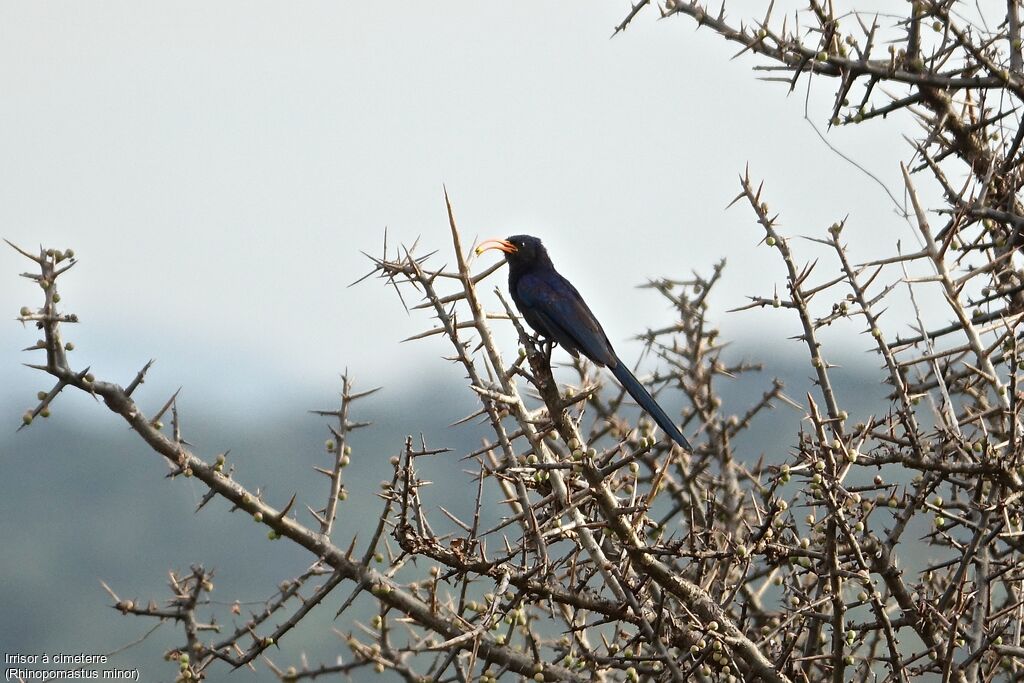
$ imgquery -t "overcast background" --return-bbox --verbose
[0,2,932,680]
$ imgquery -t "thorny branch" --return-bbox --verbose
[14,1,1024,679]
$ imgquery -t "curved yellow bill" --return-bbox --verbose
[475,238,517,256]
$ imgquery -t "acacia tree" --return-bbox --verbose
[12,1,1024,681]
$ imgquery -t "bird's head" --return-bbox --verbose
[475,234,549,269]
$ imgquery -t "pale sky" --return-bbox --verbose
[0,2,928,419]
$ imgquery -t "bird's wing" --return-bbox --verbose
[515,270,616,367]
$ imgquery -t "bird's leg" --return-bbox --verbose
[542,340,555,367]
[521,332,552,366]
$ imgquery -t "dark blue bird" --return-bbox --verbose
[476,234,692,451]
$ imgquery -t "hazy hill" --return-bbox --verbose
[1,343,888,681]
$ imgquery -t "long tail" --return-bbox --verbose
[610,358,692,451]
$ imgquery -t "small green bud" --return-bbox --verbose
[267,530,279,540]
[766,236,777,247]
[253,512,263,522]
[19,306,31,316]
